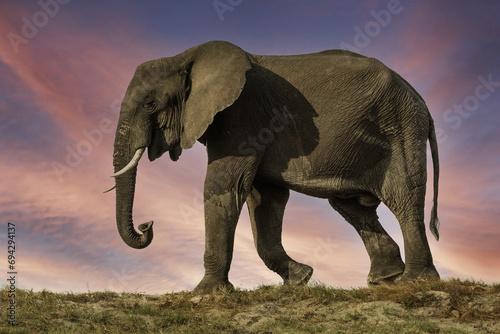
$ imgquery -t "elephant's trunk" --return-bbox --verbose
[113,124,153,249]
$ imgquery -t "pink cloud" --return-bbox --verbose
[0,4,168,145]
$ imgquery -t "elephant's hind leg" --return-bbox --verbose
[328,196,405,285]
[383,186,440,283]
[247,182,313,286]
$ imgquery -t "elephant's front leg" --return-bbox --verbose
[194,157,258,292]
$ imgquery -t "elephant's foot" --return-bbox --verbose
[367,257,405,286]
[396,265,440,284]
[282,261,313,286]
[193,275,234,293]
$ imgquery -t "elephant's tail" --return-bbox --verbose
[428,118,440,241]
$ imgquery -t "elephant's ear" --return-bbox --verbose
[176,41,252,149]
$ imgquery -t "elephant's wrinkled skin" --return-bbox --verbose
[110,41,440,291]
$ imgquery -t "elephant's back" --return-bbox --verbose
[252,51,392,111]
[251,50,384,86]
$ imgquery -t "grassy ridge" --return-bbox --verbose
[1,279,499,333]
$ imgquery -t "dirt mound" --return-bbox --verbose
[1,279,499,333]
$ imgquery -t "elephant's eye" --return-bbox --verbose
[143,98,156,111]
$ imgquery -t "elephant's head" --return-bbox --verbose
[111,41,252,249]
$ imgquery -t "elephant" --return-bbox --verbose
[108,40,440,292]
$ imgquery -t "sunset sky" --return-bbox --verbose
[1,0,499,293]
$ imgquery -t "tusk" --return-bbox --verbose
[111,148,145,177]
[103,185,116,193]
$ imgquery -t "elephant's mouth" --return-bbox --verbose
[168,146,182,161]
[147,143,163,162]
[148,145,181,162]
[147,128,169,162]
[147,131,182,162]
[148,142,181,162]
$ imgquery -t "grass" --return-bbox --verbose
[0,278,499,333]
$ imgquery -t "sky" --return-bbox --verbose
[0,0,499,294]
